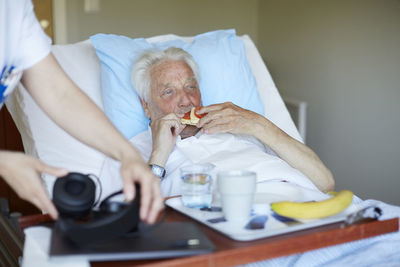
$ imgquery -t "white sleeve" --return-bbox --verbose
[19,0,52,69]
[98,157,123,202]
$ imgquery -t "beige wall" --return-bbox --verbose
[56,0,400,205]
[258,0,400,205]
[61,0,258,43]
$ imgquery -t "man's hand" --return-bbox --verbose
[196,102,264,136]
[119,155,164,224]
[0,151,68,219]
[148,113,186,167]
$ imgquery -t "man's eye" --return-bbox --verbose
[186,85,197,90]
[162,89,173,97]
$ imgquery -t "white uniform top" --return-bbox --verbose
[0,0,51,108]
[100,129,319,198]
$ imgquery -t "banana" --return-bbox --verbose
[270,190,354,219]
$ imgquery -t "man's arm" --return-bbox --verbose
[197,102,335,192]
[21,53,163,223]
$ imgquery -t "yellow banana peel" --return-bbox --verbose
[270,190,354,219]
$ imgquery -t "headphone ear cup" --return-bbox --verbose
[53,172,96,218]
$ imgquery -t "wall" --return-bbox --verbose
[258,0,400,205]
[58,0,258,43]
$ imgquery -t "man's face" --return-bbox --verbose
[141,60,201,121]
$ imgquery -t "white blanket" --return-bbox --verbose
[100,130,322,200]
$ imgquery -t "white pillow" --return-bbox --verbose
[6,34,301,194]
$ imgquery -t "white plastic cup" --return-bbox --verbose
[217,170,257,223]
[180,163,215,209]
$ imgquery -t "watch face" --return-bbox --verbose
[151,165,165,178]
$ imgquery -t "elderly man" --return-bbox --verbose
[100,47,334,197]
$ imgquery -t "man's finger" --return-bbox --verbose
[200,117,222,131]
[197,110,224,128]
[202,120,233,134]
[198,103,224,113]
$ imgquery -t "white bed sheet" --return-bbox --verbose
[99,130,319,199]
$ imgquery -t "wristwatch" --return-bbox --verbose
[149,164,166,179]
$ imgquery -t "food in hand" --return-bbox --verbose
[181,107,206,125]
[270,190,354,219]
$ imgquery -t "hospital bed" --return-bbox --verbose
[5,30,400,266]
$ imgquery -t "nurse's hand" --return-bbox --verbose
[0,151,68,219]
[119,154,164,224]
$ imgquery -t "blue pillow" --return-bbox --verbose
[90,29,264,139]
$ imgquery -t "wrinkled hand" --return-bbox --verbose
[197,102,263,136]
[119,153,164,224]
[149,113,186,166]
[0,151,68,219]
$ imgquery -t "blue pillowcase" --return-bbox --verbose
[90,29,264,139]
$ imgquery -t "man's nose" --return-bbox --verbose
[178,90,192,107]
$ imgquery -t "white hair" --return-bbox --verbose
[131,47,200,102]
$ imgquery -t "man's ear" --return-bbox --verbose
[140,98,151,119]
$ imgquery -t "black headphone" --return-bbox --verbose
[53,172,140,246]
